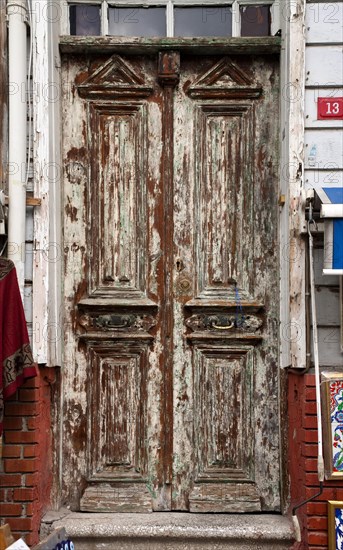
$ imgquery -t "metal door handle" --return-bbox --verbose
[95,314,134,329]
[210,321,234,330]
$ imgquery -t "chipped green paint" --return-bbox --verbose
[145,477,157,500]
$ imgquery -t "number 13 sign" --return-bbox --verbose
[318,97,343,119]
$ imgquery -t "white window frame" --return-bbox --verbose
[61,0,280,37]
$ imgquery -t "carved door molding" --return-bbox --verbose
[62,50,280,513]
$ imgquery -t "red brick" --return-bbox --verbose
[6,517,33,532]
[304,402,317,415]
[303,429,318,443]
[307,531,328,545]
[25,501,37,517]
[18,388,40,402]
[306,516,328,530]
[5,403,38,417]
[23,446,37,458]
[4,488,13,502]
[305,374,316,386]
[302,443,318,457]
[0,490,16,504]
[6,393,18,402]
[306,501,322,515]
[25,503,34,516]
[4,459,38,473]
[4,431,39,444]
[1,445,21,458]
[3,417,23,430]
[306,487,338,501]
[13,488,35,501]
[26,418,40,431]
[304,459,318,472]
[0,503,22,516]
[305,387,317,401]
[305,473,322,485]
[23,376,40,389]
[0,474,22,487]
[303,415,319,429]
[25,473,39,487]
[25,532,39,547]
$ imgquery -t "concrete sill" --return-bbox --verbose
[41,511,295,550]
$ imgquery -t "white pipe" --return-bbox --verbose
[321,204,343,219]
[323,269,343,276]
[308,221,325,482]
[7,0,28,296]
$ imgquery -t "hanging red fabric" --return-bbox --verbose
[0,258,37,436]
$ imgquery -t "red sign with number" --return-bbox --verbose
[318,97,343,119]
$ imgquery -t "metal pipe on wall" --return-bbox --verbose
[7,0,28,296]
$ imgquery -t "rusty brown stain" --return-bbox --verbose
[74,70,91,86]
[65,200,78,222]
[75,278,87,304]
[67,146,87,160]
[158,51,180,494]
[64,400,87,454]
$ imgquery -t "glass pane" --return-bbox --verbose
[109,7,166,37]
[174,6,232,37]
[69,4,101,35]
[240,6,271,37]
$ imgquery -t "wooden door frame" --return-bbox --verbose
[30,1,308,512]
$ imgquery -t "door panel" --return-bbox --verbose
[62,51,280,513]
[82,342,152,512]
[89,102,149,295]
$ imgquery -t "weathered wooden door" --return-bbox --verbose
[62,50,280,513]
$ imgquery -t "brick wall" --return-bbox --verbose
[2,367,343,548]
[289,372,343,550]
[0,367,54,546]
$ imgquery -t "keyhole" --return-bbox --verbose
[176,258,184,272]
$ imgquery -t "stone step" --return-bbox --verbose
[41,511,295,550]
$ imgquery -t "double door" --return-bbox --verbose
[62,49,280,513]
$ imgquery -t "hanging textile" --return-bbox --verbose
[0,258,37,436]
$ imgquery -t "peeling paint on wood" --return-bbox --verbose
[32,0,50,364]
[59,36,282,56]
[31,0,62,368]
[62,50,281,513]
[288,0,307,370]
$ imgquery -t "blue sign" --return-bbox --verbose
[55,542,74,550]
[318,187,343,274]
[333,220,343,270]
[323,187,343,205]
[335,507,343,549]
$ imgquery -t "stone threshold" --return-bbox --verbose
[41,510,295,549]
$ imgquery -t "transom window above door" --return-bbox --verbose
[64,1,280,38]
